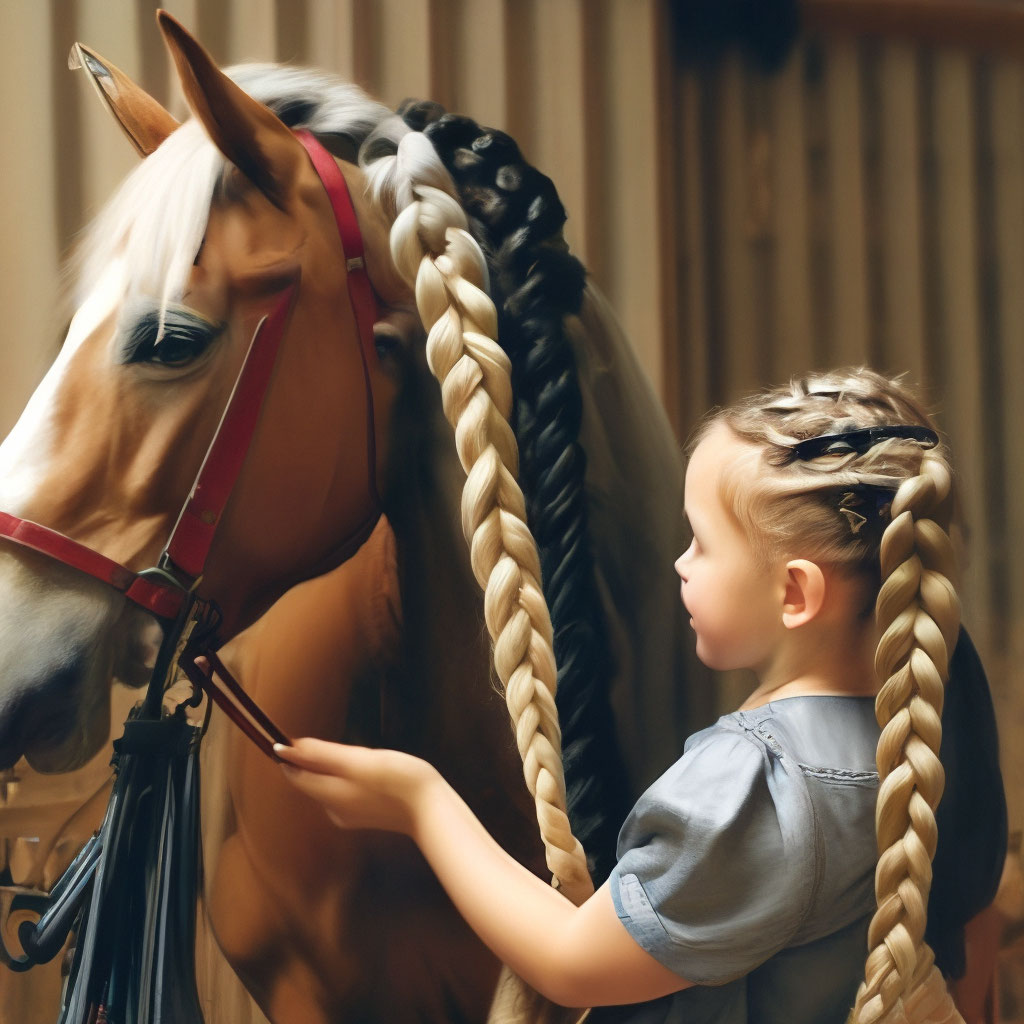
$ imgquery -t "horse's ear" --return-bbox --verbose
[157,9,306,209]
[68,43,179,157]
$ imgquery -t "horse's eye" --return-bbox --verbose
[122,306,223,367]
[151,330,212,366]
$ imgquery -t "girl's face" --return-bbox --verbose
[675,422,786,674]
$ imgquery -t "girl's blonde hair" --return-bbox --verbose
[700,368,962,1024]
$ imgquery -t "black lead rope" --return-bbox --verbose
[3,598,215,1023]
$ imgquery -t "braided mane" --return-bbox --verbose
[399,102,631,882]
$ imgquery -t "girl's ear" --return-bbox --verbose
[157,9,308,210]
[782,559,826,629]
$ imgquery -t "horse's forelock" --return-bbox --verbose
[72,119,221,317]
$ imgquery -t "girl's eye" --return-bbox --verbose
[122,306,224,367]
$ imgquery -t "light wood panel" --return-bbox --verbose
[825,37,871,367]
[1,5,1023,1011]
[805,0,1024,56]
[0,2,61,438]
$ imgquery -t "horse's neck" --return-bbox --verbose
[381,376,540,859]
[213,518,398,749]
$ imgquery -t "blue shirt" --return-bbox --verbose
[601,695,879,1024]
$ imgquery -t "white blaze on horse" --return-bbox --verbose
[0,13,706,1023]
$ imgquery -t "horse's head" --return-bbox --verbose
[0,15,412,771]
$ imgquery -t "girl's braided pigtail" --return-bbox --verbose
[853,452,963,1024]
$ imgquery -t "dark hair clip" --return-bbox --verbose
[784,425,938,463]
[837,488,893,536]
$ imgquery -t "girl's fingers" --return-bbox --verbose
[275,751,416,834]
[272,740,433,835]
[277,761,350,803]
[273,737,364,775]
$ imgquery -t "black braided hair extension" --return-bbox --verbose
[399,101,631,884]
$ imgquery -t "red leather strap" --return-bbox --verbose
[0,512,185,619]
[165,287,296,579]
[295,132,379,372]
[296,131,381,508]
[0,132,382,628]
[0,294,294,619]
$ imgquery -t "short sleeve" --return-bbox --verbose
[608,723,818,986]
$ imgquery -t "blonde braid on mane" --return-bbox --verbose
[853,452,963,1024]
[381,135,594,908]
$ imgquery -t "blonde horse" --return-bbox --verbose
[0,13,708,1023]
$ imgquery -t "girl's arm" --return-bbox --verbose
[275,737,692,1009]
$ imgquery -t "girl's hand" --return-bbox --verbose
[277,742,690,1008]
[274,737,440,835]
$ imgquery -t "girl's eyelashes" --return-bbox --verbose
[120,305,225,367]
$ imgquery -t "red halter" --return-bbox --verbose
[0,132,381,626]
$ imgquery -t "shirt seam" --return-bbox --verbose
[797,763,878,782]
[750,722,823,935]
[613,871,737,987]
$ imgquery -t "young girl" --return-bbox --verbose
[274,368,991,1023]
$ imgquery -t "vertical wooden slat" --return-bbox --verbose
[988,55,1024,841]
[674,73,712,435]
[49,0,85,264]
[523,0,589,259]
[275,0,309,64]
[588,0,668,391]
[930,50,991,648]
[0,1,60,434]
[76,0,141,221]
[825,38,871,366]
[365,0,432,107]
[225,0,276,64]
[499,0,539,161]
[134,0,171,102]
[877,43,927,381]
[304,0,341,75]
[716,57,762,400]
[771,54,815,378]
[304,0,372,89]
[448,0,509,129]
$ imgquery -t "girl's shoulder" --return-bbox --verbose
[610,697,879,985]
[612,712,820,985]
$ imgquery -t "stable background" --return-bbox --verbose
[1,0,1023,1020]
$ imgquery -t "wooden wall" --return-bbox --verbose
[1,0,1023,1016]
